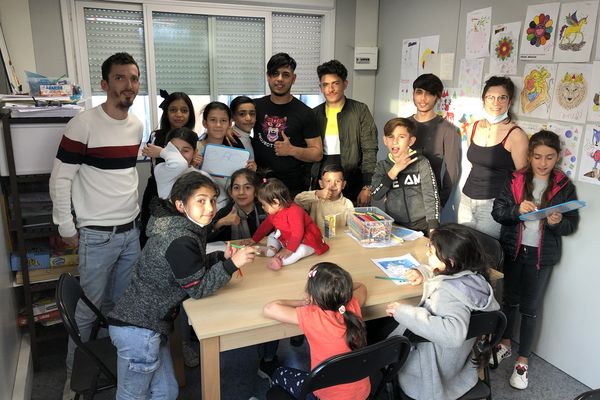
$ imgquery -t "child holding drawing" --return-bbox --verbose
[199,101,256,210]
[294,164,354,233]
[491,130,580,390]
[386,223,500,400]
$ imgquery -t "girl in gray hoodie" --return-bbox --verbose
[387,223,500,400]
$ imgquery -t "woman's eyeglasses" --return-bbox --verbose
[484,95,509,104]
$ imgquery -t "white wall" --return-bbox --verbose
[376,0,599,388]
[0,0,36,92]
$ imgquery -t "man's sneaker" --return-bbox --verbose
[509,362,529,389]
[489,343,511,366]
[182,341,199,368]
[257,356,280,381]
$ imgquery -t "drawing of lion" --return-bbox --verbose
[557,72,586,110]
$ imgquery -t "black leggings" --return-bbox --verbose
[502,245,553,358]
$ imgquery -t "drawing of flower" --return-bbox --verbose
[527,13,554,47]
[495,37,513,60]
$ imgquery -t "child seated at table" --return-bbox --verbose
[107,173,257,399]
[370,117,440,235]
[264,262,370,400]
[294,164,354,233]
[252,178,329,270]
[386,223,500,400]
[208,168,266,242]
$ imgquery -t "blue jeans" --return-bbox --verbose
[66,226,140,373]
[109,325,178,400]
[457,194,502,239]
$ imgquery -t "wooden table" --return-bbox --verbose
[183,232,430,399]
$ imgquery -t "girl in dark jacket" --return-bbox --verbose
[491,130,580,390]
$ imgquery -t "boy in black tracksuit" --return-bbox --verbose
[371,117,440,235]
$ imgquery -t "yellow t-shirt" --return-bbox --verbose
[324,104,342,155]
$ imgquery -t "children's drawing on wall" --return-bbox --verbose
[587,62,600,121]
[465,7,492,59]
[458,58,484,97]
[418,35,439,75]
[401,38,420,81]
[518,64,557,120]
[577,124,600,185]
[513,119,546,138]
[550,63,593,123]
[554,1,599,62]
[398,79,416,117]
[520,2,560,61]
[490,22,521,76]
[547,122,583,177]
[434,88,457,124]
[452,94,482,142]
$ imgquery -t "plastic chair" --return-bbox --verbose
[266,335,411,400]
[400,310,507,400]
[574,389,600,400]
[56,273,117,400]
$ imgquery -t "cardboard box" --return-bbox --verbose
[10,248,50,271]
[15,264,78,285]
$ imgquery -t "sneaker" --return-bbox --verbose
[62,374,75,400]
[267,257,283,271]
[257,356,280,381]
[490,343,511,366]
[509,362,529,389]
[182,341,199,368]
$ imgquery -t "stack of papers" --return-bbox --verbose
[3,103,82,118]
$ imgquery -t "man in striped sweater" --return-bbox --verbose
[49,52,143,399]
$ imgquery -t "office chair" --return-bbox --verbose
[266,335,411,400]
[399,310,507,400]
[56,273,117,400]
[574,389,600,400]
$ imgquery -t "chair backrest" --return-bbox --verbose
[574,389,600,400]
[297,335,411,399]
[465,310,506,346]
[56,273,114,380]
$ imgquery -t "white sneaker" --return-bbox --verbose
[182,341,199,368]
[490,343,511,366]
[62,375,75,400]
[509,363,529,389]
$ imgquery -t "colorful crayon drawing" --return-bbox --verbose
[519,64,556,119]
[520,3,560,61]
[550,63,593,123]
[558,11,587,50]
[554,1,599,62]
[578,125,600,186]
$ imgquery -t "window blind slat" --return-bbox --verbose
[272,13,322,95]
[84,8,148,95]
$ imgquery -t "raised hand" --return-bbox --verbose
[142,143,163,159]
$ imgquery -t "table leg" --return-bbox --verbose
[170,314,186,387]
[200,336,221,400]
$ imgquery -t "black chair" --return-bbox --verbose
[56,273,117,400]
[399,310,507,400]
[266,335,411,400]
[575,389,600,400]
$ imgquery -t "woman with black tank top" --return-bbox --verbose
[458,76,529,239]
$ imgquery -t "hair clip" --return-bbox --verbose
[308,269,317,278]
[158,89,170,110]
[338,305,346,315]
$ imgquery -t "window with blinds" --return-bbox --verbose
[272,13,322,95]
[152,12,210,94]
[83,8,148,95]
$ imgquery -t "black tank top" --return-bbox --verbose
[463,121,518,199]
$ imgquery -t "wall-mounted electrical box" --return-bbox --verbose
[354,47,378,70]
